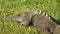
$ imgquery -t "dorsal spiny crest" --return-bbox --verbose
[41,12,46,16]
[45,13,51,20]
[38,10,42,14]
[38,10,46,16]
[44,12,51,20]
[48,16,51,19]
[45,14,48,17]
[36,10,44,16]
[34,10,38,14]
[44,13,51,20]
[34,10,42,15]
[38,10,51,20]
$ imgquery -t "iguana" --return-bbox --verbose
[10,10,60,34]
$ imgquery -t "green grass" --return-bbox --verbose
[0,0,60,34]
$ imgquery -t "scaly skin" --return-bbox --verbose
[10,10,60,34]
[53,25,60,34]
[10,11,39,26]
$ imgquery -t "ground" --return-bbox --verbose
[0,0,60,34]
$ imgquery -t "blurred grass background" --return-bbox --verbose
[0,0,60,34]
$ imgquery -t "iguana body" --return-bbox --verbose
[10,10,60,34]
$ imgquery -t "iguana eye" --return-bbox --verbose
[17,14,21,16]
